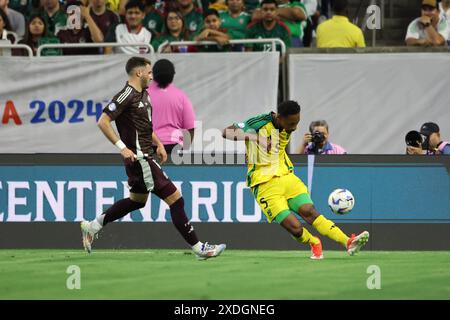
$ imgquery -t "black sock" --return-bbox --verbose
[102,198,145,226]
[169,197,199,246]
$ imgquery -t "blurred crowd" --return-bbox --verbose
[0,0,356,56]
[0,0,449,56]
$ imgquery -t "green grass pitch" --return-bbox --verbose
[0,249,449,299]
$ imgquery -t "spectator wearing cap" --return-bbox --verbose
[104,0,152,54]
[297,120,346,155]
[194,8,231,51]
[316,0,365,48]
[147,59,196,155]
[57,1,104,55]
[407,122,450,155]
[405,0,448,46]
[0,0,25,39]
[439,0,450,45]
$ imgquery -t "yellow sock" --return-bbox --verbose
[312,215,349,247]
[293,227,320,245]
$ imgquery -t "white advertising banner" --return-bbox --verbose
[288,53,450,154]
[0,52,279,153]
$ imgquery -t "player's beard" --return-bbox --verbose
[141,76,150,89]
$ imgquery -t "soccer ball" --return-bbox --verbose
[328,189,355,215]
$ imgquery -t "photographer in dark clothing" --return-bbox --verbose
[406,122,450,155]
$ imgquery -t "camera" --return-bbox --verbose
[405,130,431,150]
[405,130,422,148]
[311,131,325,144]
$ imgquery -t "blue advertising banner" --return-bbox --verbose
[0,162,448,223]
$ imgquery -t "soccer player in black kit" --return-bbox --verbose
[81,57,226,260]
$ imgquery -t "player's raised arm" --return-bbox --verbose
[222,114,274,150]
[222,124,258,142]
[97,112,136,163]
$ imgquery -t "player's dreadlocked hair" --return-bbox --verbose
[125,57,151,75]
[277,100,301,117]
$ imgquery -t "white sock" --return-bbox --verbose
[90,218,103,234]
[191,241,203,253]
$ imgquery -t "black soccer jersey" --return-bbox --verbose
[103,82,153,155]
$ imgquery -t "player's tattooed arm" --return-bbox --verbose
[222,125,258,142]
[222,125,271,151]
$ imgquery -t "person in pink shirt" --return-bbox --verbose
[297,120,347,154]
[147,59,196,155]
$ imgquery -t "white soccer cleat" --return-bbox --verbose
[195,242,226,260]
[346,231,370,256]
[80,221,96,254]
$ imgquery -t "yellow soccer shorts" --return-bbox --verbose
[251,173,313,223]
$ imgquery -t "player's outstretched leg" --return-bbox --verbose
[296,204,369,255]
[279,212,323,260]
[81,197,146,253]
[346,231,370,256]
[162,188,226,261]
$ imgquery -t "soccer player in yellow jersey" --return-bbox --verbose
[222,100,369,259]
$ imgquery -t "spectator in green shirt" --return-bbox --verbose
[13,13,61,56]
[37,0,67,36]
[277,0,307,47]
[194,8,231,51]
[177,0,204,33]
[247,0,291,51]
[152,9,194,53]
[252,0,306,47]
[142,0,164,37]
[219,0,251,39]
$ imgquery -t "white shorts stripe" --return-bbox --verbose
[138,158,154,192]
[135,130,154,191]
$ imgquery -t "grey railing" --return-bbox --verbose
[37,42,155,57]
[0,43,33,57]
[157,38,286,56]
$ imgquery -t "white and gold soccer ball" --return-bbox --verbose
[328,189,355,215]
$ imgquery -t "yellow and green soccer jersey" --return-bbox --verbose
[234,112,294,187]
